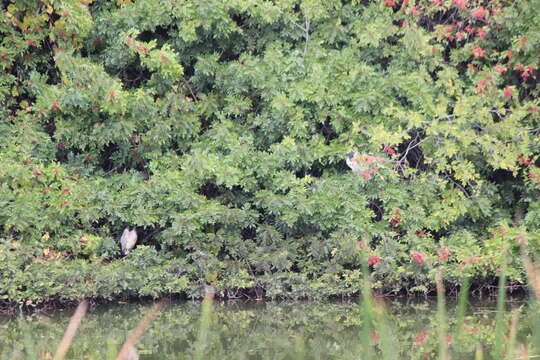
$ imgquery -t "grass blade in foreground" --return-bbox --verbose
[435,272,449,360]
[115,300,165,360]
[455,275,470,340]
[53,299,88,360]
[493,247,508,360]
[194,286,215,360]
[520,242,540,356]
[359,254,374,360]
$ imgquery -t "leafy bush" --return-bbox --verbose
[0,0,539,303]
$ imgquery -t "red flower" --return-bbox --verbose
[384,0,396,7]
[371,331,380,343]
[503,86,512,98]
[402,20,409,28]
[32,168,43,176]
[472,45,486,58]
[27,39,37,46]
[465,25,475,35]
[414,330,429,345]
[519,37,528,48]
[383,145,396,155]
[432,0,442,5]
[494,65,507,75]
[359,169,376,180]
[456,31,464,41]
[453,0,468,8]
[471,6,488,19]
[411,5,420,15]
[476,79,488,93]
[436,247,450,261]
[477,27,486,40]
[390,215,401,226]
[411,251,425,265]
[363,154,383,164]
[530,106,538,114]
[368,255,381,266]
[506,50,513,58]
[497,225,507,233]
[50,100,61,111]
[514,233,526,245]
[522,66,533,80]
[516,64,524,71]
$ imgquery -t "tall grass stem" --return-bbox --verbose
[53,299,88,360]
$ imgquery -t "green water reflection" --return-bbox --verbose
[0,298,537,359]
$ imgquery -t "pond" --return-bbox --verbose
[1,297,538,359]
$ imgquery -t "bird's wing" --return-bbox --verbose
[125,229,138,253]
[130,229,138,242]
[120,228,129,254]
[346,156,355,170]
[346,153,362,171]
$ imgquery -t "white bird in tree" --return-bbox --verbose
[120,227,138,255]
[346,151,362,171]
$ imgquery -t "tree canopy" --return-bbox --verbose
[0,0,539,303]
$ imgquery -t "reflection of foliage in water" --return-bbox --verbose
[0,299,537,359]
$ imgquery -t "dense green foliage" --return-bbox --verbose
[0,0,539,303]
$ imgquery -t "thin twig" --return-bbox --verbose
[183,79,198,102]
[291,16,310,57]
[303,17,310,57]
[398,133,426,164]
[442,173,471,198]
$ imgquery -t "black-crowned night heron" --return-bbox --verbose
[346,151,362,171]
[120,227,138,255]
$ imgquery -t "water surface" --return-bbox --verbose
[0,297,536,359]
